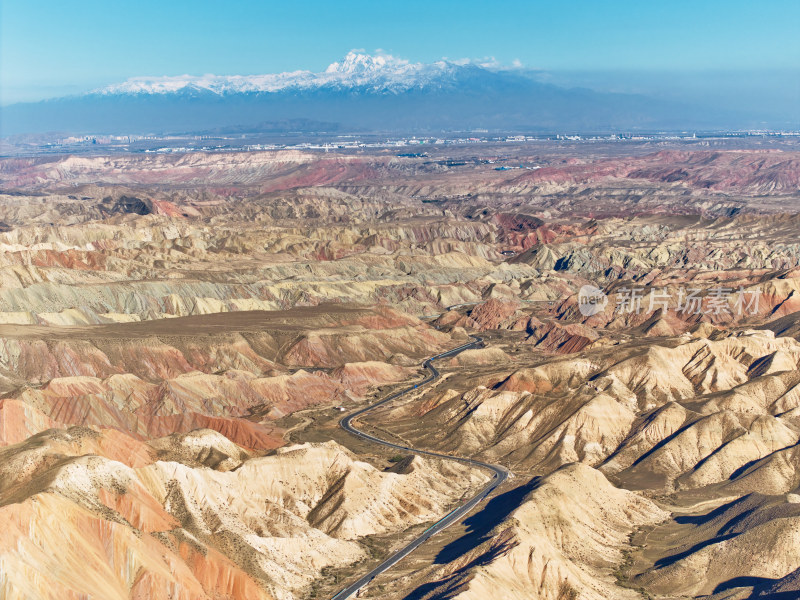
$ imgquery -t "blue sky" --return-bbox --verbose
[2,0,799,105]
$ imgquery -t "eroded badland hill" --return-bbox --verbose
[1,140,800,600]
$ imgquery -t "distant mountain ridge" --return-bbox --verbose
[93,52,469,95]
[0,53,769,136]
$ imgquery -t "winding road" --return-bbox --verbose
[331,336,510,600]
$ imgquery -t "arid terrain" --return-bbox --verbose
[1,140,800,600]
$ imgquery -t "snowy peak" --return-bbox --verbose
[92,53,474,96]
[324,52,409,75]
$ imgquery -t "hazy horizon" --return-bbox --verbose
[2,0,798,119]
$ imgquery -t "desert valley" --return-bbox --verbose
[0,139,799,600]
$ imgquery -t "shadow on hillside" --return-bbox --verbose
[712,576,775,594]
[434,476,540,565]
[401,477,540,600]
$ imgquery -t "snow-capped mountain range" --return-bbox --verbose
[93,53,484,96]
[3,53,762,135]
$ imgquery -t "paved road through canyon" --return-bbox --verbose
[332,336,510,600]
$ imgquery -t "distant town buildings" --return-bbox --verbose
[10,129,799,158]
